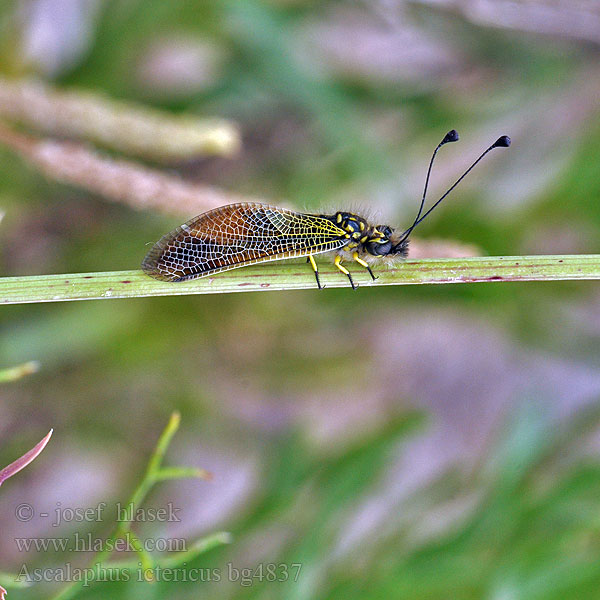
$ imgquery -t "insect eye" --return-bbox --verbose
[365,239,392,256]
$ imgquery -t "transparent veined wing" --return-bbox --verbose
[142,202,348,281]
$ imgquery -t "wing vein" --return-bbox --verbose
[142,202,347,281]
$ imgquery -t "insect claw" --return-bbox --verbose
[366,266,377,281]
[346,273,358,290]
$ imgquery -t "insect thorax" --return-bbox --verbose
[324,212,408,259]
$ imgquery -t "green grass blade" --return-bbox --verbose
[1,255,599,304]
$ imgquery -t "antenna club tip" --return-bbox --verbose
[493,135,511,148]
[442,130,459,144]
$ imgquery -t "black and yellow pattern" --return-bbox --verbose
[142,202,407,288]
[141,132,510,288]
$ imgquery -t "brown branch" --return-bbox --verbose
[0,77,240,160]
[0,122,268,216]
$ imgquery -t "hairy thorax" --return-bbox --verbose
[321,211,410,262]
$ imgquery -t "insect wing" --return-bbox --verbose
[142,202,347,281]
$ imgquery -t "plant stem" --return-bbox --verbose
[1,255,599,304]
[0,361,39,382]
[48,412,221,600]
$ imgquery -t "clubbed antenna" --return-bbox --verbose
[397,134,511,244]
[398,130,459,244]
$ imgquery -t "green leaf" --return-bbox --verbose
[2,255,600,304]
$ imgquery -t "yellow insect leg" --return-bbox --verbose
[335,255,357,290]
[307,255,322,290]
[352,252,369,268]
[352,252,377,282]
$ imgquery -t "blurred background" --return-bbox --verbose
[1,0,600,598]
